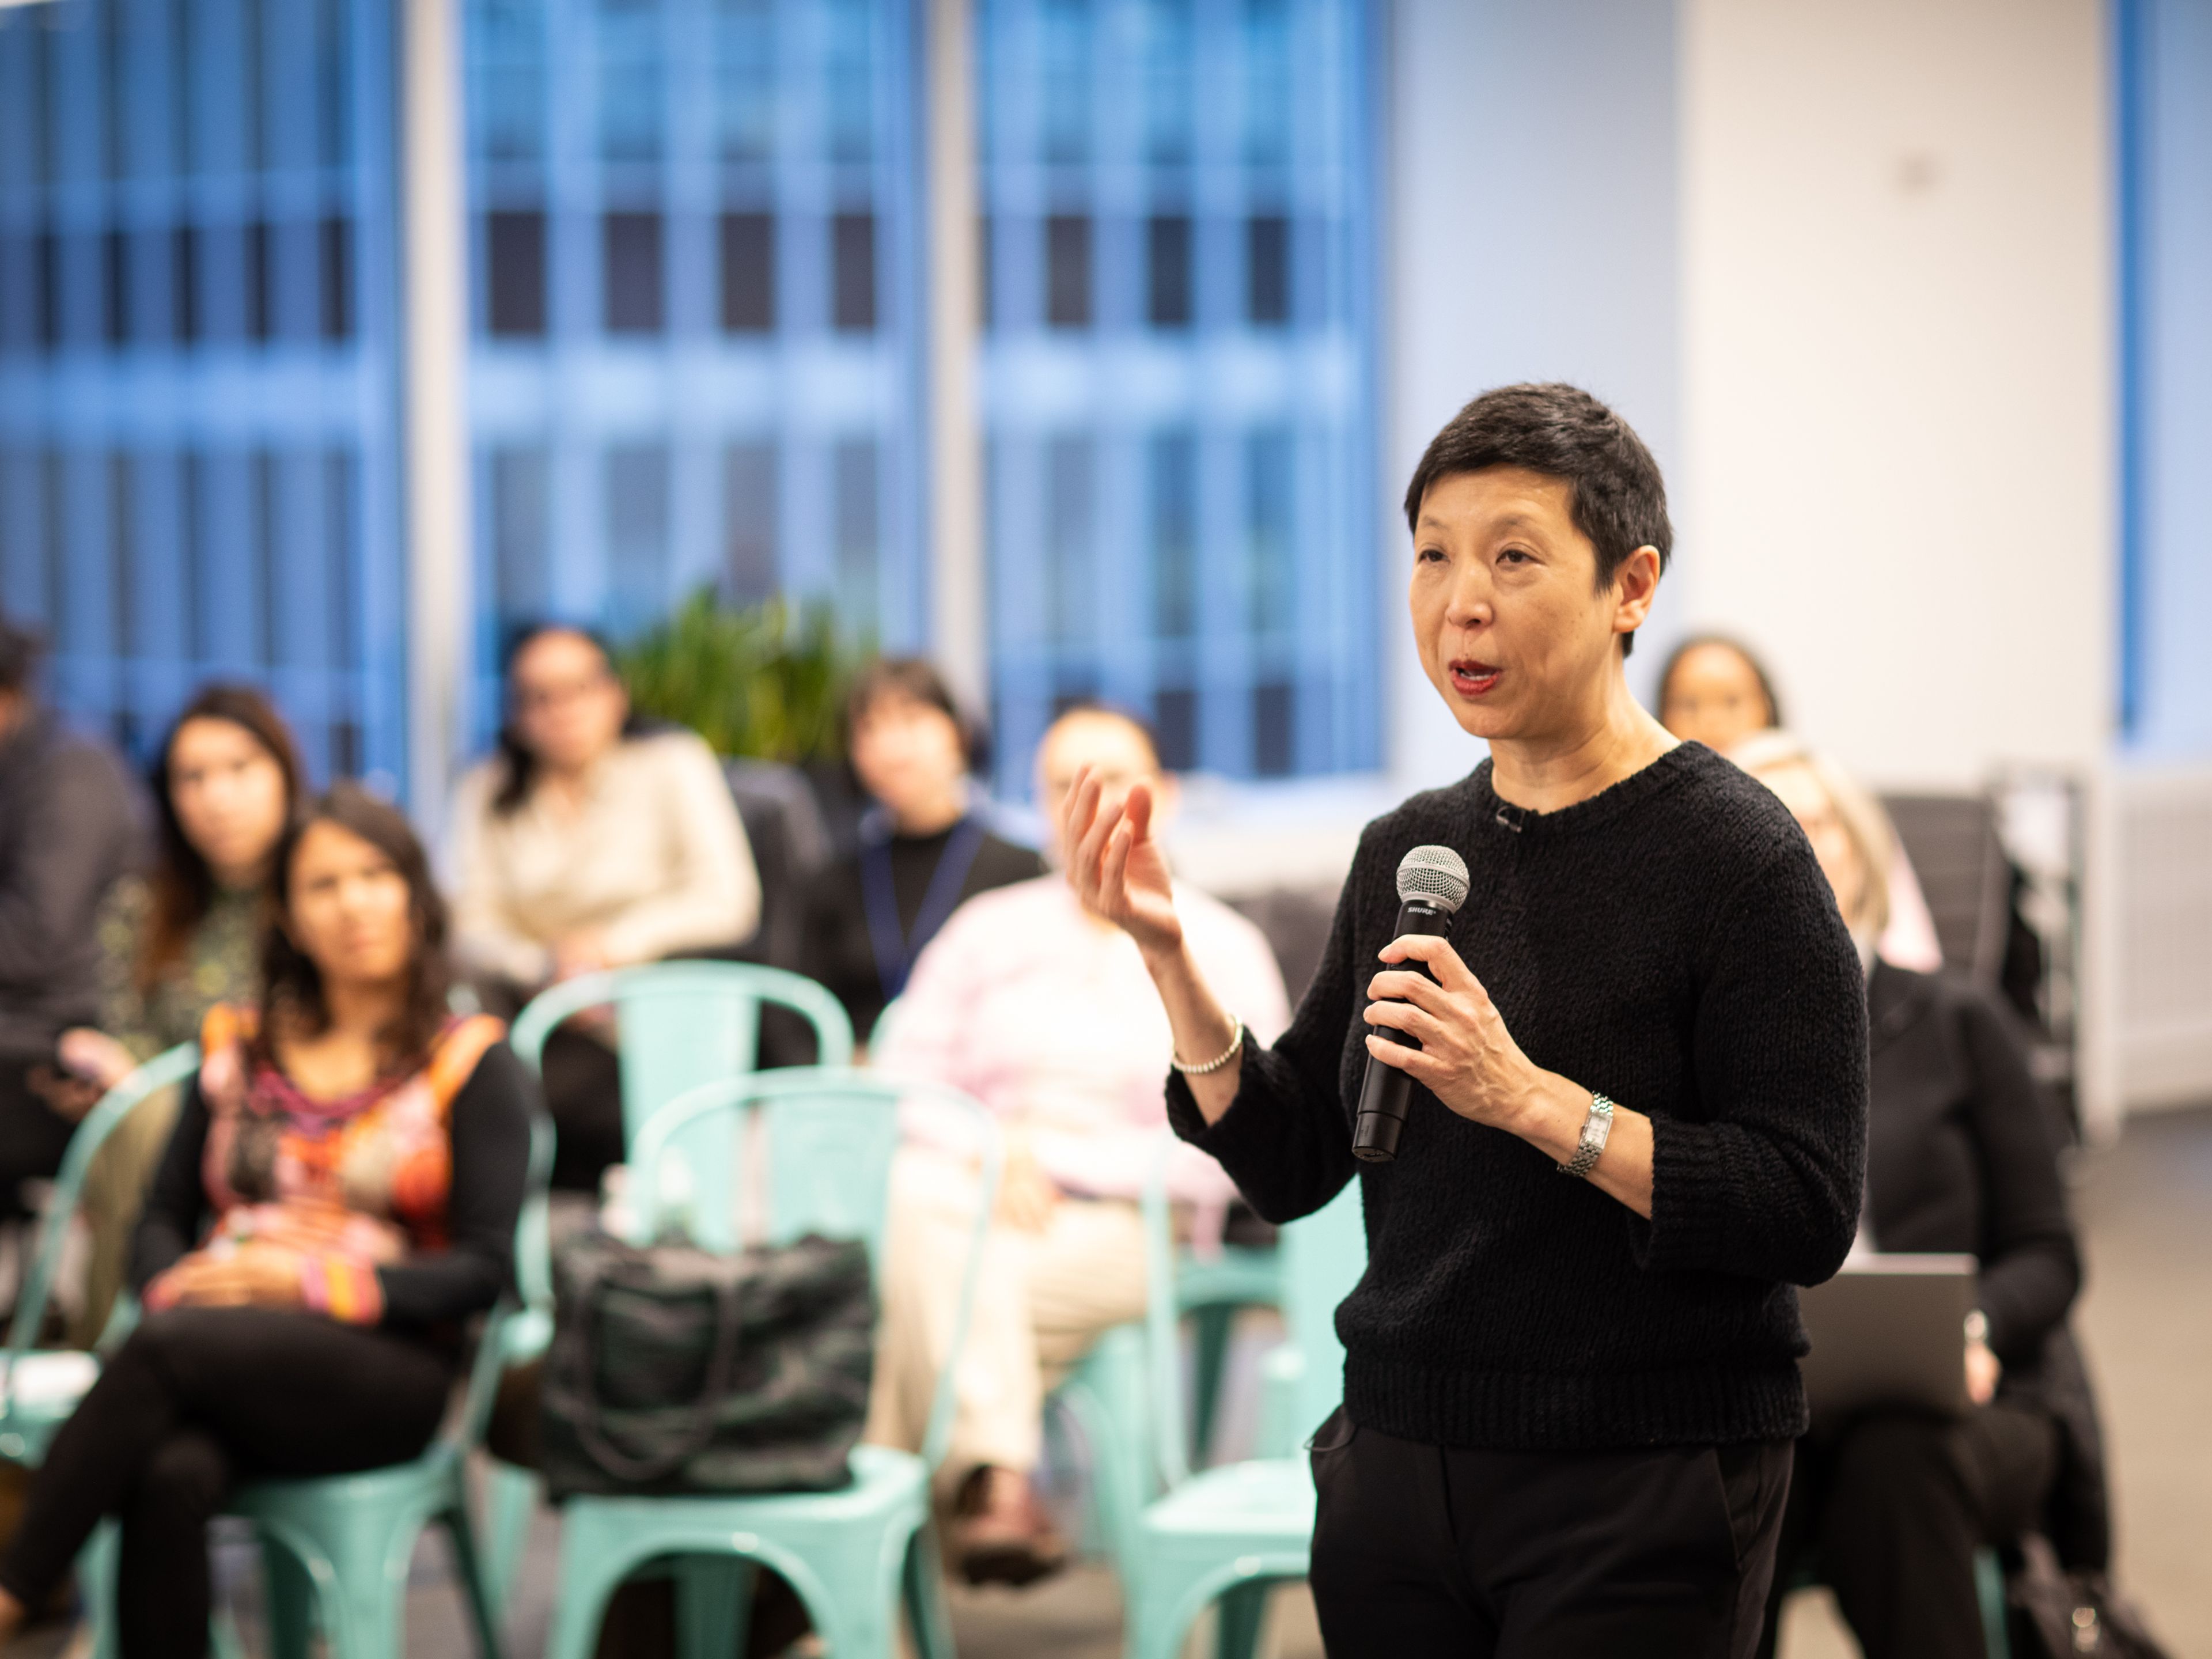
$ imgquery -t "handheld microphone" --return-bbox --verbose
[1351,844,1471,1164]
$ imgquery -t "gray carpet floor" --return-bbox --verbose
[12,1104,2209,1658]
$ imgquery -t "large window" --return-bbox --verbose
[464,0,926,737]
[2,0,1377,792]
[0,0,402,782]
[976,0,1378,786]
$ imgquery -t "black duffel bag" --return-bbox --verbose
[540,1227,874,1500]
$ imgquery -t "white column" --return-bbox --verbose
[926,0,986,710]
[402,0,474,827]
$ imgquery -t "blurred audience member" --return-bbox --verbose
[1658,634,1943,972]
[58,686,305,1344]
[0,785,532,1659]
[450,624,759,1191]
[867,705,1290,1585]
[1736,734,2103,1659]
[0,616,142,1224]
[802,660,1043,1044]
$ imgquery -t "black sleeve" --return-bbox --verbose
[130,1076,213,1290]
[1957,992,2081,1364]
[0,745,131,991]
[1163,837,1362,1225]
[1643,840,1869,1286]
[374,1041,536,1328]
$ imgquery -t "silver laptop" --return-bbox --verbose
[1798,1253,1977,1423]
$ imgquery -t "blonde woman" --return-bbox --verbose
[1730,734,2100,1659]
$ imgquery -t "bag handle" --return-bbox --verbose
[567,1251,750,1486]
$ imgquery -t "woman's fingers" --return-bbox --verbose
[1366,969,1450,1013]
[1361,998,1442,1046]
[1377,933,1482,994]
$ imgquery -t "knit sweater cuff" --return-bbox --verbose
[1640,1113,1736,1274]
[1162,1032,1266,1160]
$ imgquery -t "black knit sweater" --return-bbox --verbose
[1166,742,1868,1451]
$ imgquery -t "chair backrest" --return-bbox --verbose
[1883,791,2013,987]
[509,963,855,1262]
[455,1111,556,1450]
[625,1066,1000,1469]
[1278,1177,1367,1441]
[4,1043,201,1358]
[1142,1154,1366,1488]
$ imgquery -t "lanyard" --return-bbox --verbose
[860,814,989,1002]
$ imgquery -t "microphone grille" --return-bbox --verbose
[1395,844,1470,913]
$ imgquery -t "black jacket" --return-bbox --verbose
[0,708,141,1058]
[1866,960,2109,1569]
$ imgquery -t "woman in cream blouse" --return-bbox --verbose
[450,623,760,1190]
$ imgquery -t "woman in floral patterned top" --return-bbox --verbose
[0,785,534,1658]
[56,685,304,1344]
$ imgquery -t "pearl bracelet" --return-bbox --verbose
[1171,1017,1245,1075]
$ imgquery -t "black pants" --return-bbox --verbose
[539,1027,623,1194]
[1755,1403,2058,1659]
[1309,1410,1793,1658]
[0,1306,452,1659]
[0,1055,75,1221]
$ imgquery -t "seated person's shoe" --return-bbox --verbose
[950,1465,1069,1588]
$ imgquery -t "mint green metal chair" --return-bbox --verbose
[541,1066,1000,1659]
[0,1043,202,1471]
[486,963,858,1608]
[7,1046,550,1659]
[1122,1175,1366,1659]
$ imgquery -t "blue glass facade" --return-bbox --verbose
[464,0,927,741]
[975,0,1379,786]
[1,0,1380,791]
[0,0,404,783]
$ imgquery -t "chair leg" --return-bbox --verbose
[443,1499,509,1659]
[676,1556,755,1659]
[1215,1578,1268,1659]
[480,1463,541,1615]
[1975,1547,2010,1659]
[902,1524,956,1659]
[1189,1306,1237,1467]
[262,1538,319,1659]
[546,1513,654,1659]
[75,1521,121,1659]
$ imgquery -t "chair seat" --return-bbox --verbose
[1142,1457,1313,1550]
[231,1440,463,1518]
[558,1442,929,1539]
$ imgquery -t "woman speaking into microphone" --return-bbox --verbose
[1065,384,1867,1657]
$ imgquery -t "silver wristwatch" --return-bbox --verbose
[1558,1093,1615,1180]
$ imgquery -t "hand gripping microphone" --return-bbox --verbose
[1351,844,1471,1164]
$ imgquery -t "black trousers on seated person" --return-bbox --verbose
[0,1306,453,1659]
[1753,1400,2059,1659]
[1308,1409,1793,1658]
[0,1055,77,1221]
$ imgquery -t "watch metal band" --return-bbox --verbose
[1558,1092,1615,1179]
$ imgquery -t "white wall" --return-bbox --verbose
[1385,0,1682,795]
[1676,0,2115,791]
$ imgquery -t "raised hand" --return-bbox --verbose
[1063,766,1183,960]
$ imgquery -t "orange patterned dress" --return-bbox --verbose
[143,1005,504,1326]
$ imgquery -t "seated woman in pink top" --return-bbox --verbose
[867,706,1290,1587]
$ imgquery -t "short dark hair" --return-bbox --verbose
[1402,383,1672,656]
[262,782,453,1073]
[844,657,985,774]
[493,620,645,815]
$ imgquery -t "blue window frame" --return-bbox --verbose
[464,0,927,740]
[0,0,404,784]
[976,0,1380,787]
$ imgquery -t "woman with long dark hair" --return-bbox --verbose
[56,685,305,1342]
[0,785,534,1658]
[450,623,760,1191]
